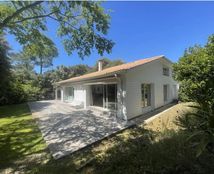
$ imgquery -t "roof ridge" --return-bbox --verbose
[93,55,164,71]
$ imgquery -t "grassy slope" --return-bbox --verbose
[0,103,214,174]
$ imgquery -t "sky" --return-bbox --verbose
[6,1,214,72]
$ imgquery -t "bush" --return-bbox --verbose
[21,84,41,101]
[0,80,27,105]
[174,34,214,157]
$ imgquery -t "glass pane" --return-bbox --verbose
[164,85,168,101]
[141,84,145,107]
[105,84,117,110]
[141,84,151,107]
[92,85,103,107]
[66,87,74,101]
[147,84,151,106]
[145,84,148,107]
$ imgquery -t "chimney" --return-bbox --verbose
[98,60,103,71]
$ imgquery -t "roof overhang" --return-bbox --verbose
[82,77,119,86]
[55,75,121,87]
[55,70,124,86]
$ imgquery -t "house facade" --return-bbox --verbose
[55,55,178,120]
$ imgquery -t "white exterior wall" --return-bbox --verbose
[61,84,87,108]
[73,85,86,107]
[61,87,64,102]
[117,74,127,120]
[125,59,178,119]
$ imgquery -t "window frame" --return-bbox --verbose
[141,83,152,108]
[163,67,170,76]
[67,86,74,101]
[163,84,168,102]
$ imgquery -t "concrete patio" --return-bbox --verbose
[28,100,132,159]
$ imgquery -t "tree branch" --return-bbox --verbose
[48,16,79,31]
[10,10,59,25]
[0,1,43,29]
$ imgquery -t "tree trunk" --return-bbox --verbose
[40,57,43,74]
[40,65,43,74]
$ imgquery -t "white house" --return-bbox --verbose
[55,55,178,120]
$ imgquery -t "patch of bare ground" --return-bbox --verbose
[144,102,192,132]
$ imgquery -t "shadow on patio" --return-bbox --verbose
[29,101,131,159]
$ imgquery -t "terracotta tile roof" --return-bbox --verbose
[57,55,165,84]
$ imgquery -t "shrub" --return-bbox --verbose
[0,81,27,105]
[21,84,41,101]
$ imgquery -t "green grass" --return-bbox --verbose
[0,104,47,170]
[0,103,214,174]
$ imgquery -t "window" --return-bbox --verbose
[68,87,74,97]
[163,67,169,76]
[141,84,151,107]
[67,87,74,101]
[163,85,168,102]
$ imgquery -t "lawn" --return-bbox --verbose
[0,104,47,173]
[0,103,214,174]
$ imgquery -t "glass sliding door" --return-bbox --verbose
[91,85,104,107]
[91,84,117,110]
[104,84,117,110]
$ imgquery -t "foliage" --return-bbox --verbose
[21,83,41,101]
[173,38,214,108]
[174,34,214,157]
[22,34,58,74]
[91,57,124,72]
[0,80,27,105]
[93,131,202,174]
[176,105,214,157]
[0,1,114,58]
[48,64,92,82]
[0,34,27,105]
[0,33,10,84]
[0,1,115,103]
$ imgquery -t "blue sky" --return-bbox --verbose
[7,1,214,72]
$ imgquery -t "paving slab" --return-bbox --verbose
[28,100,131,159]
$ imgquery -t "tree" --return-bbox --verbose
[0,34,27,105]
[173,42,214,109]
[0,1,114,58]
[71,64,91,77]
[0,33,10,84]
[91,57,124,72]
[11,50,35,84]
[22,35,58,74]
[174,34,214,156]
[38,64,91,99]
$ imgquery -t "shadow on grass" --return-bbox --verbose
[0,103,30,118]
[27,126,214,174]
[81,127,214,174]
[0,104,48,172]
